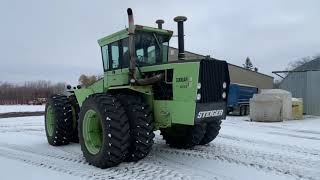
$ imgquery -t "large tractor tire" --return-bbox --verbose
[199,120,222,145]
[45,94,74,146]
[160,124,205,149]
[116,93,155,161]
[69,95,80,143]
[79,93,130,168]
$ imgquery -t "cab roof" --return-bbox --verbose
[97,25,173,47]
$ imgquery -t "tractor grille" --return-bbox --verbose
[198,59,230,103]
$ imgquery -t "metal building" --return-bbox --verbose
[275,58,320,115]
[168,47,274,90]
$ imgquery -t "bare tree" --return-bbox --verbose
[78,74,98,87]
[287,56,313,71]
[0,81,66,105]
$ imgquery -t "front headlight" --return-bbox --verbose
[223,82,227,89]
[222,92,226,99]
[196,93,201,100]
[197,83,201,89]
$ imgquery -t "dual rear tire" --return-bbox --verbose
[45,94,78,146]
[160,120,221,148]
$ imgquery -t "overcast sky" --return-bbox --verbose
[0,0,319,85]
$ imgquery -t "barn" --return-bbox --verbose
[275,58,320,115]
[168,47,274,90]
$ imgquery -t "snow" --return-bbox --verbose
[0,105,45,113]
[0,114,319,180]
[0,156,79,180]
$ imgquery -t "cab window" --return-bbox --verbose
[101,45,109,70]
[111,41,120,69]
[122,38,129,68]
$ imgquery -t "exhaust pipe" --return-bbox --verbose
[174,16,187,60]
[126,8,164,85]
[155,19,164,29]
[127,8,136,83]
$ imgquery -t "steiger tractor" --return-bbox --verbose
[45,8,230,168]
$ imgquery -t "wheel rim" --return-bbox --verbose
[46,105,55,137]
[83,109,103,155]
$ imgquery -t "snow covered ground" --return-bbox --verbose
[0,105,44,113]
[0,107,319,179]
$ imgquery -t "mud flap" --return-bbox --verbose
[194,102,226,123]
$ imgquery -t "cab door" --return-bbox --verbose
[102,40,129,88]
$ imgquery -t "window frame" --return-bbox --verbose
[101,45,110,71]
[102,39,129,72]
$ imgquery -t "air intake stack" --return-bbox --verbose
[155,19,164,29]
[174,16,187,60]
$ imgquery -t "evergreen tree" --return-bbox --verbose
[243,57,253,70]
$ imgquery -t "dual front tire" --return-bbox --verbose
[45,93,154,168]
[78,93,155,168]
[78,94,130,168]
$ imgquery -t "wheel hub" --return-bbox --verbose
[46,105,55,137]
[83,109,103,155]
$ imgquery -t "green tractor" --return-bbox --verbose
[45,8,230,168]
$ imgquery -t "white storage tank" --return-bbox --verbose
[250,94,282,122]
[260,89,292,120]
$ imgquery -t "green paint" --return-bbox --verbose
[88,79,104,93]
[98,29,129,47]
[98,25,173,47]
[73,23,214,129]
[46,105,55,137]
[74,61,201,126]
[71,107,77,130]
[153,100,197,129]
[109,85,152,95]
[74,89,94,107]
[82,109,102,155]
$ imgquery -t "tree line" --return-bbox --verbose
[0,74,102,105]
[0,81,66,105]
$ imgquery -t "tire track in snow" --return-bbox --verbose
[219,134,320,157]
[151,152,229,180]
[0,143,190,180]
[152,141,320,180]
[268,131,320,141]
[223,120,320,137]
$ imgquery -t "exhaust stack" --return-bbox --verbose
[127,8,136,83]
[126,8,164,85]
[174,16,187,60]
[155,19,164,29]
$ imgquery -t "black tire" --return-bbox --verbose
[244,105,248,116]
[116,93,155,161]
[245,105,250,116]
[70,95,80,143]
[45,94,74,146]
[239,106,243,116]
[160,124,205,149]
[199,120,222,145]
[79,93,130,168]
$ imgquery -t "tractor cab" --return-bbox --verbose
[98,26,173,72]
